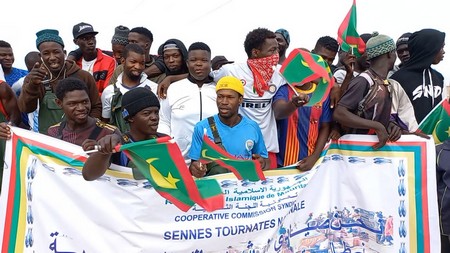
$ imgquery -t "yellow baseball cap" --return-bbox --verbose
[216,76,244,96]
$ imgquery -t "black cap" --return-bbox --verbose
[73,22,98,39]
[211,55,234,70]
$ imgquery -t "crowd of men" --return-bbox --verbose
[0,22,448,250]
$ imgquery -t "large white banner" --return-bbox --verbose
[0,127,440,252]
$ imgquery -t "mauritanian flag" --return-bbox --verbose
[119,136,224,212]
[280,48,335,105]
[199,134,266,181]
[418,100,450,145]
[337,0,366,57]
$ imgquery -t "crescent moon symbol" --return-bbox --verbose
[432,120,443,144]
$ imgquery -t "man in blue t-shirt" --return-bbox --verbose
[188,76,269,178]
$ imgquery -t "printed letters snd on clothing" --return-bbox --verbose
[412,84,442,101]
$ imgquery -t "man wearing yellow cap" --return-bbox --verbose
[188,76,269,177]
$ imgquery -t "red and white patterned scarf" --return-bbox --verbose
[247,54,279,97]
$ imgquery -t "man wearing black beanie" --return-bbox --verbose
[83,87,167,181]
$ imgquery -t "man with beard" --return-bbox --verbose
[214,27,286,169]
[188,76,269,177]
[108,27,166,85]
[101,43,158,133]
[158,42,217,165]
[18,29,102,135]
[275,29,290,65]
[82,87,166,181]
[71,22,116,96]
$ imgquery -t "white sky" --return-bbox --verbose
[1,0,448,81]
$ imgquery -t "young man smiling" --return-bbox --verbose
[18,29,102,135]
[47,77,119,150]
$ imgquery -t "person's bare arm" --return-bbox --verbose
[339,54,356,94]
[18,62,47,113]
[0,82,21,126]
[297,122,330,171]
[272,94,309,120]
[252,154,270,171]
[333,105,388,149]
[82,134,121,181]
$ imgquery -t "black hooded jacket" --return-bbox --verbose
[436,140,450,235]
[391,29,446,123]
[157,39,189,76]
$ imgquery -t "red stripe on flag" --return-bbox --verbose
[2,135,18,252]
[16,135,88,163]
[442,100,450,115]
[200,135,265,180]
[298,50,332,84]
[165,141,206,203]
[337,0,355,44]
[158,192,195,212]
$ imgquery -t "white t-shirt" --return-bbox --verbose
[101,73,158,119]
[333,68,360,87]
[158,78,218,165]
[82,58,97,75]
[213,62,286,153]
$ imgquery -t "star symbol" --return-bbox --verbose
[446,126,450,137]
[165,172,180,187]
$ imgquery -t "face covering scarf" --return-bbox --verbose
[247,54,279,97]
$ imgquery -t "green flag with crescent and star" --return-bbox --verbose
[418,100,450,145]
[199,134,266,181]
[280,48,334,105]
[337,0,366,57]
[119,136,224,212]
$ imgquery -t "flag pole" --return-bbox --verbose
[275,65,300,97]
[350,47,355,71]
[72,144,121,156]
[287,83,300,97]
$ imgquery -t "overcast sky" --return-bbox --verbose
[1,0,448,81]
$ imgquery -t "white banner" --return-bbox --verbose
[0,127,440,252]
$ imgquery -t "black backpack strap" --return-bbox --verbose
[207,116,226,151]
[87,121,104,140]
[56,121,67,140]
[356,71,384,117]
